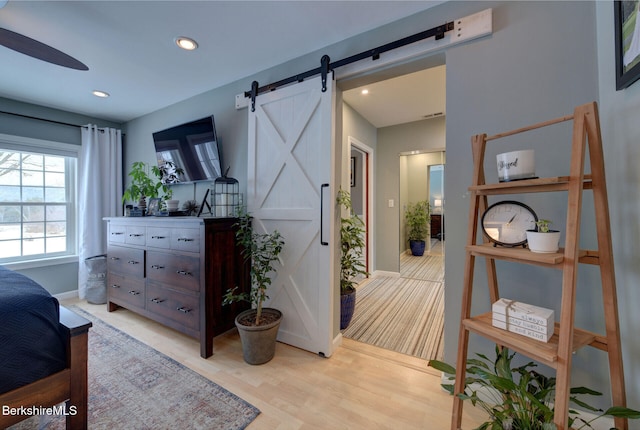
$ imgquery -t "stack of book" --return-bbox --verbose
[492,298,554,342]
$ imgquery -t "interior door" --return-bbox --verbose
[247,74,336,357]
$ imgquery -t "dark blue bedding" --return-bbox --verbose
[0,266,66,394]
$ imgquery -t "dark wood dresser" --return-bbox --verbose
[104,216,249,358]
[430,214,444,240]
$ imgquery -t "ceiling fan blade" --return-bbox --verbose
[0,27,88,71]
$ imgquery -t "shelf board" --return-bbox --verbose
[462,313,599,368]
[469,175,592,195]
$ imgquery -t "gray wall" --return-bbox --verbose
[0,97,122,295]
[597,0,640,415]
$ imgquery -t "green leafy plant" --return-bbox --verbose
[337,188,368,294]
[536,219,553,233]
[122,161,177,203]
[428,347,640,430]
[405,200,431,241]
[223,208,284,326]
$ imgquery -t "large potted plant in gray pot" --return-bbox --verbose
[223,209,285,365]
[405,200,430,256]
[337,189,368,330]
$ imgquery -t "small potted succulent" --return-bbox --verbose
[526,218,561,253]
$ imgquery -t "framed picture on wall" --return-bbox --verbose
[350,157,356,187]
[615,0,640,90]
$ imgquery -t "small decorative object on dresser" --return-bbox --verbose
[223,209,284,365]
[104,216,250,358]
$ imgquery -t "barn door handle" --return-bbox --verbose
[320,183,329,246]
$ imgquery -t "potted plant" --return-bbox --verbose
[223,209,285,365]
[526,219,561,253]
[428,347,640,430]
[337,188,368,330]
[122,161,177,213]
[405,200,430,256]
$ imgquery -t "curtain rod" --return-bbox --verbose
[0,110,117,132]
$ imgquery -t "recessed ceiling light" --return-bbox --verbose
[176,37,198,51]
[361,89,369,95]
[92,90,110,98]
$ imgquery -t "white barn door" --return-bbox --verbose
[247,75,336,357]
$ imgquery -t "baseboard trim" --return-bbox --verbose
[54,290,79,301]
[372,270,400,278]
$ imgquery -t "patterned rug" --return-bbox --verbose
[10,306,260,430]
[343,246,445,361]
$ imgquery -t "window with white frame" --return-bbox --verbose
[0,134,77,264]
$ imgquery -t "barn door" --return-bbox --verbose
[247,74,336,357]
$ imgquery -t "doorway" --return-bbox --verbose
[339,64,446,361]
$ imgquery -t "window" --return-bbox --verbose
[0,134,77,265]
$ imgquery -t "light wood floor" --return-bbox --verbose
[63,298,485,429]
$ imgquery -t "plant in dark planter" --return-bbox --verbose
[428,347,640,430]
[405,200,430,256]
[337,189,368,330]
[223,209,285,365]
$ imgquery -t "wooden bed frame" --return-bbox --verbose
[0,306,92,429]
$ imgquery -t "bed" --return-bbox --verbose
[0,266,91,429]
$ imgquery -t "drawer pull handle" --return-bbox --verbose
[111,232,124,235]
[151,265,165,270]
[128,290,140,296]
[177,307,191,314]
[151,235,166,239]
[176,270,192,276]
[110,256,120,260]
[110,284,120,288]
[150,298,165,304]
[129,233,143,237]
[177,238,194,242]
[127,260,139,265]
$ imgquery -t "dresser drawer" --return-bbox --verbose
[146,281,199,331]
[171,228,200,253]
[146,227,171,249]
[108,224,127,244]
[107,273,145,308]
[107,246,145,277]
[125,225,146,246]
[146,251,200,292]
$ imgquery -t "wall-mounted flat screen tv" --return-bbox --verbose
[152,116,222,184]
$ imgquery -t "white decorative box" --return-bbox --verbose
[492,298,554,327]
[492,299,555,342]
[492,319,553,342]
[492,313,554,336]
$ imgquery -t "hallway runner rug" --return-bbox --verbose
[10,306,260,430]
[342,276,444,361]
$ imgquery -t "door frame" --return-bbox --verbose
[348,136,375,274]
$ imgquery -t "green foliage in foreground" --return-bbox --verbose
[428,347,640,430]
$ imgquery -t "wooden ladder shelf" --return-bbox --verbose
[452,101,627,430]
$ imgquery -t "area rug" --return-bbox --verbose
[342,275,444,361]
[10,306,260,430]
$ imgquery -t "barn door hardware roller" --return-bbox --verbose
[243,19,455,99]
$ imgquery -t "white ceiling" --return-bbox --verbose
[0,0,443,124]
[342,65,446,128]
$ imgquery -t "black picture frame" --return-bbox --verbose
[350,157,356,187]
[615,0,640,90]
[147,198,161,216]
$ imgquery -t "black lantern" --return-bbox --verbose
[212,173,240,217]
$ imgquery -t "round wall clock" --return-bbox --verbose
[481,200,538,247]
